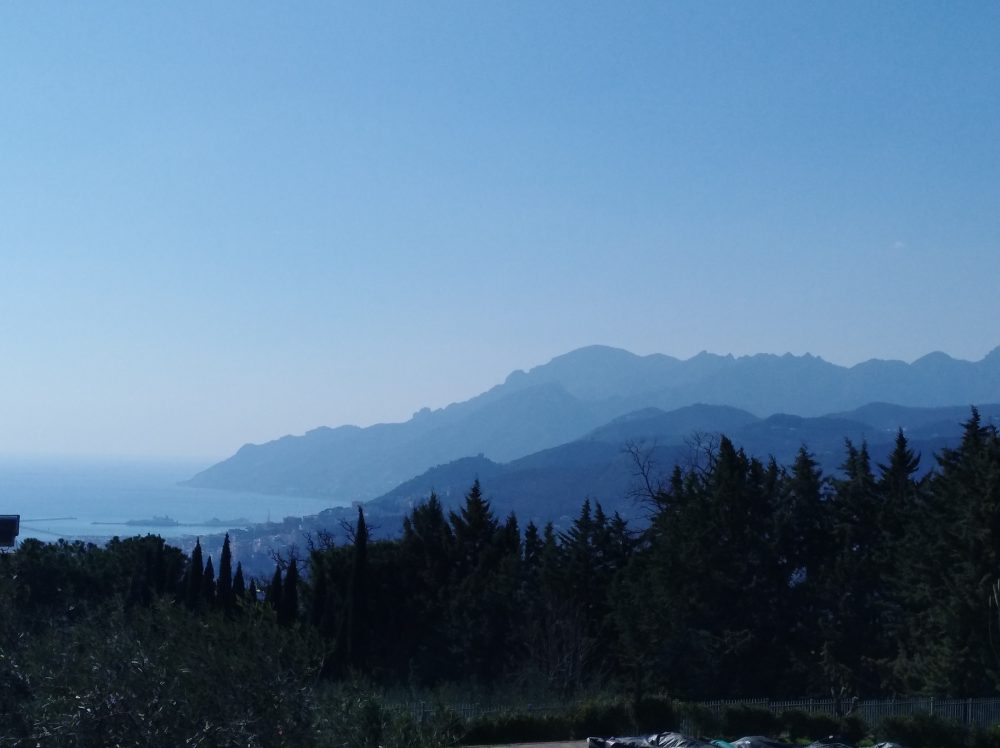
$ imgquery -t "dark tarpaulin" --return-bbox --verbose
[587,732,718,748]
[731,737,796,748]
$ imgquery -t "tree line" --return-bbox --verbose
[276,408,1000,699]
[3,408,1000,731]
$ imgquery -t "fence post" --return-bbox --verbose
[930,697,934,716]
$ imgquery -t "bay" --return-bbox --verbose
[0,457,344,543]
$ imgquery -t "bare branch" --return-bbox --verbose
[624,439,665,510]
[683,430,719,477]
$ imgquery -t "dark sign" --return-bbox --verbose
[0,515,20,547]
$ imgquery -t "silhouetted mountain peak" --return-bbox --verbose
[982,345,1000,364]
[187,343,1000,501]
[913,350,956,367]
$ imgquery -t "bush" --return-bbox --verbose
[721,704,780,739]
[679,702,722,737]
[877,712,968,748]
[572,699,633,738]
[778,709,865,743]
[971,725,1000,748]
[840,713,867,743]
[632,695,678,733]
[315,688,463,748]
[780,710,842,741]
[463,711,571,744]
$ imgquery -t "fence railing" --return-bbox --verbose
[389,696,1000,729]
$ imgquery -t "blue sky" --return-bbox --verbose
[2,2,998,459]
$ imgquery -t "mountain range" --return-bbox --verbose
[185,345,1000,515]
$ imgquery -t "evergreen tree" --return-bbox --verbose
[203,556,216,606]
[444,481,518,684]
[266,565,283,611]
[338,506,369,670]
[821,440,887,693]
[775,447,829,691]
[247,577,259,603]
[449,479,499,576]
[217,533,234,609]
[522,521,542,575]
[879,429,921,519]
[233,562,246,599]
[892,409,1000,694]
[185,538,204,610]
[279,558,299,627]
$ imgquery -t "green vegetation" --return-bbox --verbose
[3,410,1000,742]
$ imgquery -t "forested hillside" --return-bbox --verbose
[4,410,1000,743]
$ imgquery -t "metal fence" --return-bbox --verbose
[694,697,1000,729]
[391,696,1000,729]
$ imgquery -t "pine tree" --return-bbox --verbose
[821,440,885,693]
[399,494,455,682]
[449,479,499,577]
[879,429,921,514]
[892,408,1000,694]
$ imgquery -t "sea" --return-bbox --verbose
[0,457,346,544]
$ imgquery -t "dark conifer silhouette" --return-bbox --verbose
[185,538,204,609]
[232,561,246,600]
[278,558,299,627]
[266,565,283,611]
[338,506,369,669]
[217,533,234,609]
[203,556,216,605]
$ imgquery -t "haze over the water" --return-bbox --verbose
[2,3,998,460]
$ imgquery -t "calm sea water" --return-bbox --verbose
[0,457,345,543]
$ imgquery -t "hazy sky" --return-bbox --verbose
[2,2,998,460]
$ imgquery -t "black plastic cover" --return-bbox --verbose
[588,733,718,748]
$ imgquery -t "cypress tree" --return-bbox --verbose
[338,506,369,669]
[279,558,299,627]
[203,556,216,606]
[266,565,283,611]
[233,561,246,599]
[185,538,204,610]
[217,533,234,609]
[247,577,259,603]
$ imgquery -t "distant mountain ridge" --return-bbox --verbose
[185,345,1000,501]
[363,402,1000,527]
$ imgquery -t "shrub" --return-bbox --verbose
[971,725,1000,748]
[462,711,571,744]
[840,713,867,743]
[780,710,842,741]
[679,702,722,737]
[572,698,633,738]
[877,712,968,748]
[721,704,780,739]
[632,695,679,733]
